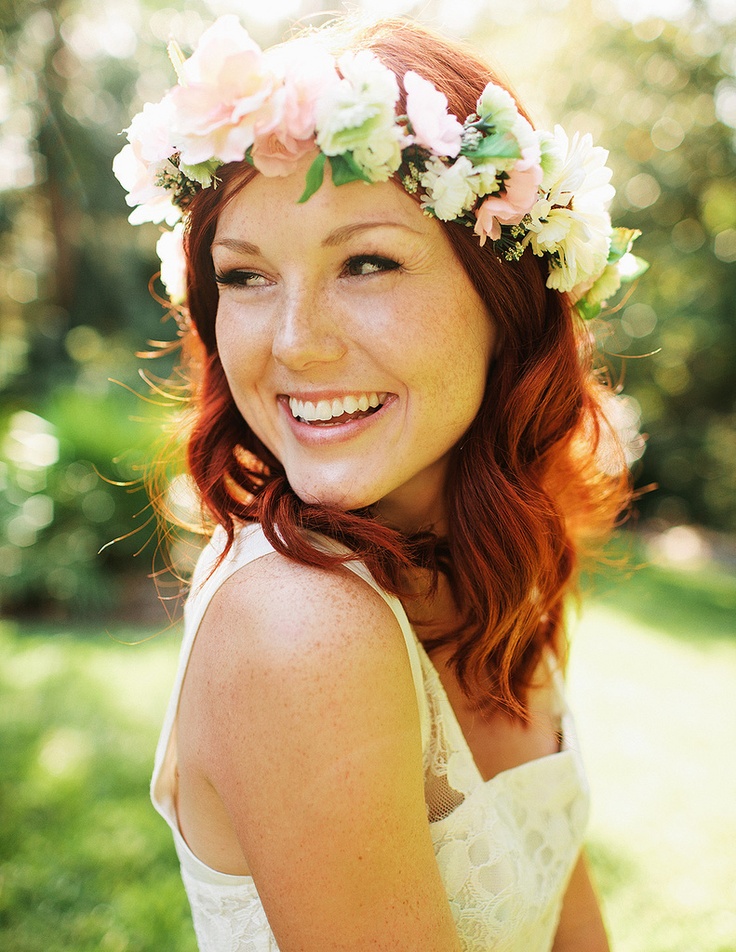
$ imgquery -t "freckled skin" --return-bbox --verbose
[212,161,495,534]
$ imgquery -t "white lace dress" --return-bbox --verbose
[151,524,589,952]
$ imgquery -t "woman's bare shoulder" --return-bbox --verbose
[185,550,418,774]
[195,549,405,673]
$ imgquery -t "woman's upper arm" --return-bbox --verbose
[553,851,611,952]
[190,555,461,952]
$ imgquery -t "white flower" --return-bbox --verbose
[315,49,403,180]
[112,142,180,225]
[420,155,477,221]
[113,95,181,223]
[527,126,614,291]
[596,391,646,474]
[511,115,540,166]
[126,96,177,164]
[544,126,615,213]
[537,128,565,191]
[156,222,187,305]
[477,83,518,135]
[468,161,502,197]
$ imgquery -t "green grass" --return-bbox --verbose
[1,557,735,952]
[0,623,197,952]
[569,559,736,952]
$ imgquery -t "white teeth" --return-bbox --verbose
[316,399,332,421]
[288,392,388,423]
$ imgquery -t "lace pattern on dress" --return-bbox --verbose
[414,641,590,952]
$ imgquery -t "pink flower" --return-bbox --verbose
[251,133,319,177]
[169,16,277,165]
[473,149,543,245]
[404,70,463,158]
[252,40,338,176]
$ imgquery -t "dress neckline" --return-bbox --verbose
[409,633,573,792]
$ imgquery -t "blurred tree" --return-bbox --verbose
[0,0,188,614]
[552,0,736,532]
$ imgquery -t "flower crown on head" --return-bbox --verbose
[113,15,648,317]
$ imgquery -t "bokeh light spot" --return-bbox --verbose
[671,218,706,252]
[713,228,736,262]
[625,172,662,208]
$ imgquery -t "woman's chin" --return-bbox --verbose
[288,479,378,513]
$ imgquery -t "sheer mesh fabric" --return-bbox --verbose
[151,525,589,952]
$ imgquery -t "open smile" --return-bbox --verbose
[286,392,390,427]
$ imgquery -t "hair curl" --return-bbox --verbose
[166,18,631,718]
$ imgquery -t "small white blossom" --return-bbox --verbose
[315,50,403,179]
[420,155,477,221]
[468,161,502,197]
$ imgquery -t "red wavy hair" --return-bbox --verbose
[170,18,631,717]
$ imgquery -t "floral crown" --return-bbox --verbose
[113,15,647,317]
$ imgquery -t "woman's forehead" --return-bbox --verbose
[214,166,433,245]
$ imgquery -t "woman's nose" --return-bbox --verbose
[271,288,347,371]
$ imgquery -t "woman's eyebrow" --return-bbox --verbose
[323,221,424,247]
[211,237,261,255]
[212,222,422,255]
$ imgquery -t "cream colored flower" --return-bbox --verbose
[527,126,614,291]
[477,83,518,135]
[315,49,403,180]
[420,155,477,221]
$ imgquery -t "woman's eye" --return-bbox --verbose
[343,255,401,277]
[215,269,270,288]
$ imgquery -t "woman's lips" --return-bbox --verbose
[278,392,396,442]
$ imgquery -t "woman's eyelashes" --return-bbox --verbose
[213,254,402,289]
[342,254,402,278]
[214,268,270,288]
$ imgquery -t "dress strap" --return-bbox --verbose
[337,557,431,753]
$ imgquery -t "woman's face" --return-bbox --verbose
[213,161,495,532]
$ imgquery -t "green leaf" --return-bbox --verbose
[576,298,602,321]
[179,159,222,187]
[298,153,327,204]
[608,227,641,263]
[462,132,521,163]
[167,40,187,83]
[328,153,372,187]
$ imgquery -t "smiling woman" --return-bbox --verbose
[114,14,644,952]
[212,166,493,524]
